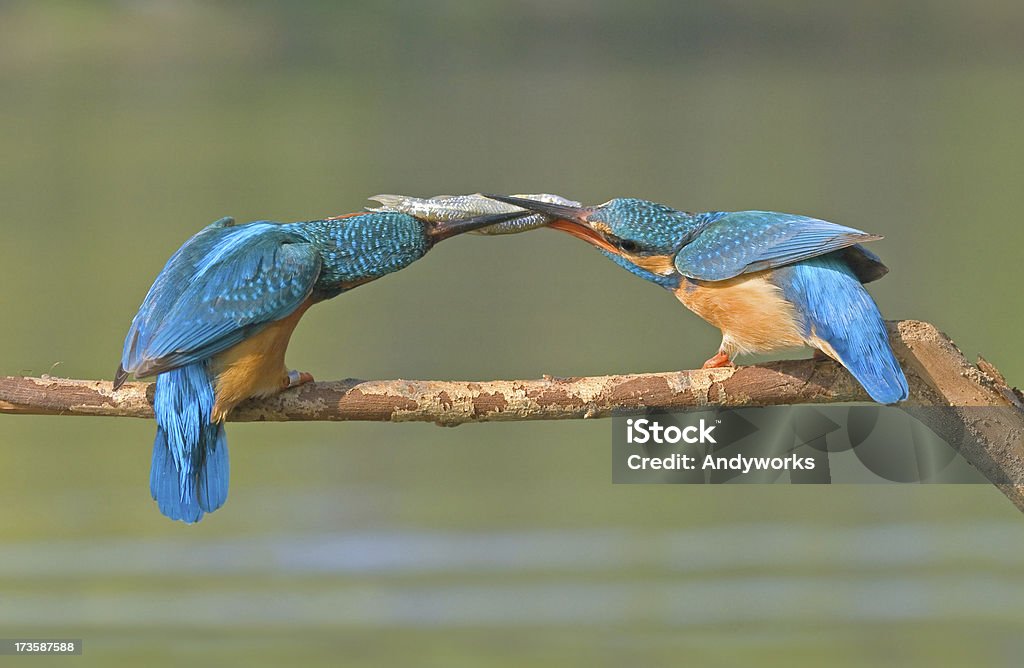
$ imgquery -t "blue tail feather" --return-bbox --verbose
[777,255,909,404]
[197,426,229,513]
[151,361,230,523]
[150,427,204,523]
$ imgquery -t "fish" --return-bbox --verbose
[367,193,580,235]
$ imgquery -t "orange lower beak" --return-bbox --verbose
[482,194,619,254]
[546,219,619,254]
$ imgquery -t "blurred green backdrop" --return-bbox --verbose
[2,2,1023,666]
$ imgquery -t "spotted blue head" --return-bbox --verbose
[484,194,708,288]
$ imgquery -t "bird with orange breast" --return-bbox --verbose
[116,207,527,522]
[485,194,909,405]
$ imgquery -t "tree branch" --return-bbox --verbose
[3,321,1023,509]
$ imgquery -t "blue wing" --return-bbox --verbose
[120,219,321,379]
[674,211,882,282]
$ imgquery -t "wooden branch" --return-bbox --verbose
[0,358,873,423]
[3,320,1023,509]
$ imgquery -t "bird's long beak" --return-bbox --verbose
[427,210,533,242]
[483,194,618,254]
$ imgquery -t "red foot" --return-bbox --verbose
[285,370,315,389]
[701,352,734,369]
[812,349,831,361]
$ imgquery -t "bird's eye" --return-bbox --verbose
[618,239,639,253]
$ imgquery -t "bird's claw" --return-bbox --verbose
[285,370,315,389]
[701,352,734,369]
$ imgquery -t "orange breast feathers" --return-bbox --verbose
[209,299,313,422]
[673,272,806,356]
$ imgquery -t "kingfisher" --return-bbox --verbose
[485,194,909,404]
[115,208,527,523]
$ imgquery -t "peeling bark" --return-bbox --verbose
[2,320,1023,510]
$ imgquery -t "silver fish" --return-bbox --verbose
[367,192,580,234]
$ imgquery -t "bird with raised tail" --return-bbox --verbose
[485,194,909,405]
[115,208,528,523]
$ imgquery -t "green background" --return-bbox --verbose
[1,2,1022,665]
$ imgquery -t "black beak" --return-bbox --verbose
[482,194,593,223]
[482,194,619,254]
[427,210,533,242]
